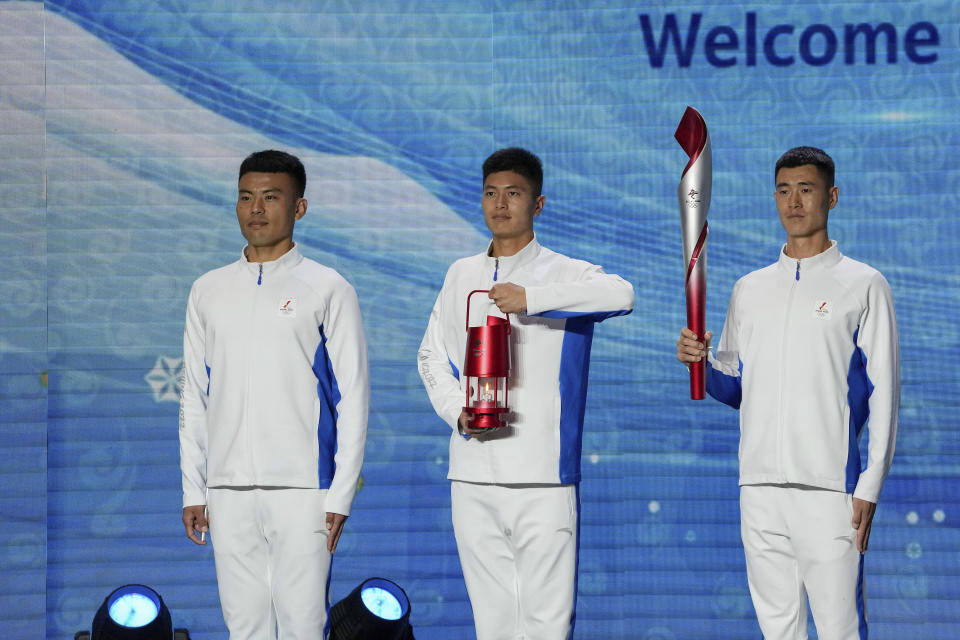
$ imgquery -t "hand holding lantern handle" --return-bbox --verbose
[464,289,510,334]
[675,106,712,400]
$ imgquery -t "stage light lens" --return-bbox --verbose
[361,586,403,620]
[106,585,161,628]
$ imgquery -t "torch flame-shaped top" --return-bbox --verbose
[675,106,709,177]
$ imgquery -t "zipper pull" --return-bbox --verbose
[258,264,263,286]
[795,260,800,282]
[493,257,499,282]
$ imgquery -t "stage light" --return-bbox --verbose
[329,577,414,640]
[74,584,190,640]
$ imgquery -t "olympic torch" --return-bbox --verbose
[675,106,712,400]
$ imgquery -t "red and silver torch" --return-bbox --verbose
[675,106,712,400]
[462,289,511,430]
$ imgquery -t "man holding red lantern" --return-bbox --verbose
[417,147,634,639]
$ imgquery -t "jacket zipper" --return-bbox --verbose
[493,257,499,282]
[777,264,801,482]
[257,264,263,286]
[246,267,262,479]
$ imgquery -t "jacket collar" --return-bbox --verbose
[485,235,541,280]
[777,239,842,275]
[241,242,303,278]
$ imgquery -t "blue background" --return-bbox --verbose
[1,1,958,637]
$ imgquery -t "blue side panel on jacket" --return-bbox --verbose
[558,317,595,484]
[846,328,874,493]
[313,324,342,487]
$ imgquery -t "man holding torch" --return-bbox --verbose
[417,147,634,639]
[676,146,900,639]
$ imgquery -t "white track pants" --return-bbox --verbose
[740,485,867,640]
[207,488,333,640]
[451,481,579,640]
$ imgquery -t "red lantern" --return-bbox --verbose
[462,289,511,430]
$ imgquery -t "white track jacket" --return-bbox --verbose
[707,241,899,503]
[179,244,369,516]
[418,237,634,485]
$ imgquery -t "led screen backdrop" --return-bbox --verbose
[1,0,958,637]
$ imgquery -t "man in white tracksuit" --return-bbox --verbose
[179,150,369,639]
[677,146,899,640]
[418,147,634,639]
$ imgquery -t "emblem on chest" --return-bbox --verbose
[812,299,832,320]
[278,297,297,318]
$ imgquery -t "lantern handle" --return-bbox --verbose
[466,289,511,333]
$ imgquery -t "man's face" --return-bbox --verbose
[774,164,838,240]
[236,171,306,256]
[482,170,545,242]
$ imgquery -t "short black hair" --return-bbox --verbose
[482,147,543,196]
[775,146,835,188]
[239,150,307,198]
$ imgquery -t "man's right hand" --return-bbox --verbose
[676,327,712,365]
[182,505,208,545]
[458,409,489,437]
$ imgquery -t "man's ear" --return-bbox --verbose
[534,194,545,217]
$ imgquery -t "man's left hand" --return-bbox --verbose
[489,283,526,314]
[851,498,877,553]
[326,512,348,553]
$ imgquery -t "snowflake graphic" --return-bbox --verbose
[145,355,183,403]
